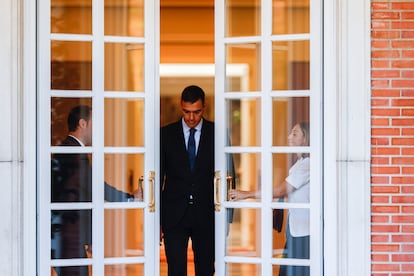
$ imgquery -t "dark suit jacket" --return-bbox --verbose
[52,136,133,203]
[160,119,215,231]
[51,136,132,262]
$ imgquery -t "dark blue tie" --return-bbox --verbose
[188,128,196,171]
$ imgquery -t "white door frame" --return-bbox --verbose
[323,0,371,275]
[17,0,371,275]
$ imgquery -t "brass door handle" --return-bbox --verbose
[149,171,155,212]
[214,171,221,212]
[226,175,233,201]
[138,176,144,201]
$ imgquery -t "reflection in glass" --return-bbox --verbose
[272,207,309,259]
[51,150,136,203]
[105,0,144,37]
[51,102,138,203]
[51,0,92,34]
[272,207,287,255]
[272,97,309,146]
[104,154,144,202]
[51,210,92,260]
[273,264,310,276]
[273,152,310,274]
[51,151,138,202]
[51,97,92,146]
[105,264,144,275]
[226,263,261,276]
[226,0,261,37]
[51,41,92,90]
[104,98,144,147]
[105,43,145,92]
[226,43,261,92]
[226,208,261,258]
[272,0,310,35]
[272,40,309,90]
[51,153,93,202]
[51,266,91,276]
[104,209,144,258]
[226,99,261,147]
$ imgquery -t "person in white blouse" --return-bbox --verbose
[228,122,310,276]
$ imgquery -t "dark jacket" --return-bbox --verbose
[51,136,132,264]
[160,119,215,230]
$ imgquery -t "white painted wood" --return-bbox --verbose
[0,162,13,276]
[23,0,38,274]
[214,0,226,275]
[1,0,38,276]
[0,0,12,162]
[323,0,371,275]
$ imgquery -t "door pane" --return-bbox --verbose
[105,0,144,37]
[225,153,261,200]
[104,43,145,92]
[273,264,310,276]
[51,97,93,146]
[272,207,309,256]
[105,264,144,276]
[103,153,144,202]
[104,98,144,147]
[226,208,261,257]
[226,99,261,147]
[51,209,92,259]
[104,209,144,257]
[51,41,92,91]
[227,263,261,276]
[272,0,310,35]
[51,0,92,34]
[226,43,261,92]
[272,40,310,91]
[51,153,93,202]
[226,0,261,37]
[272,97,309,146]
[52,265,91,276]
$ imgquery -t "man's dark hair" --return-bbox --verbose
[181,85,205,105]
[67,105,91,132]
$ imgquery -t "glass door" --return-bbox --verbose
[38,0,160,275]
[214,0,322,275]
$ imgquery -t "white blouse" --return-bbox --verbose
[285,157,310,237]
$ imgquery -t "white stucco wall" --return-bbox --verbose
[0,0,37,275]
[0,0,20,275]
[324,0,371,275]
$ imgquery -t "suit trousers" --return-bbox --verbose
[163,205,215,276]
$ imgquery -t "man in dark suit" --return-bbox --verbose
[51,105,140,276]
[160,85,215,276]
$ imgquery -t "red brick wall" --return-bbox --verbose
[371,1,414,275]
